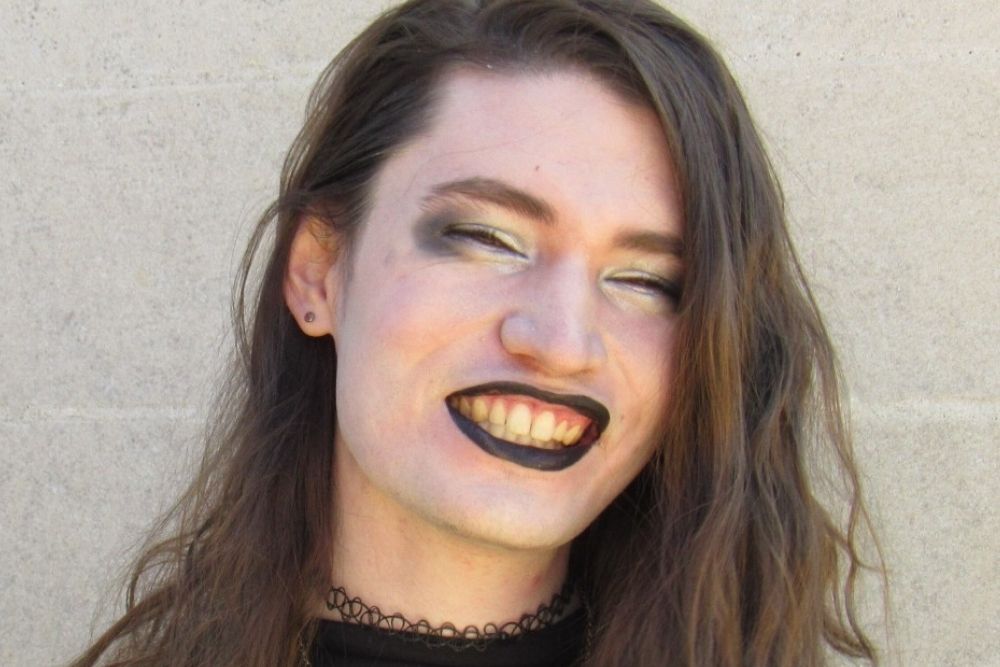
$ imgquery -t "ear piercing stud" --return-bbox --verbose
[304,312,316,323]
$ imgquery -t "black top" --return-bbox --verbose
[310,608,587,667]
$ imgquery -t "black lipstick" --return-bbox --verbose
[446,382,610,472]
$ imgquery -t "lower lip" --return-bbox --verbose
[446,404,594,471]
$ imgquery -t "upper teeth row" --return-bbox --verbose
[454,396,586,446]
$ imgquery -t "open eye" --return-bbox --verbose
[442,223,527,258]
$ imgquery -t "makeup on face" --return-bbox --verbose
[413,209,528,261]
[413,180,685,314]
[411,177,680,471]
[447,382,610,471]
[329,69,682,552]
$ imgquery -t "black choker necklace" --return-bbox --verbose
[323,577,578,652]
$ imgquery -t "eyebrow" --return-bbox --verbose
[424,177,556,225]
[423,176,684,259]
[612,229,684,259]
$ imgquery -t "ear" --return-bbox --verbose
[284,216,341,338]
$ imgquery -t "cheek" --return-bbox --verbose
[335,265,502,401]
[361,260,514,350]
[606,313,676,417]
[373,270,491,350]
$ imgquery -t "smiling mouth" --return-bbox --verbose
[446,382,610,471]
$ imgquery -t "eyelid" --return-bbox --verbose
[442,222,528,258]
[605,269,682,302]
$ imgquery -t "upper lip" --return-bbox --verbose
[448,381,611,433]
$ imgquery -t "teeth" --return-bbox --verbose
[552,420,568,441]
[455,395,593,450]
[508,403,532,436]
[472,397,489,422]
[529,411,555,440]
[488,400,506,425]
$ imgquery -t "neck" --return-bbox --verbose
[320,444,572,629]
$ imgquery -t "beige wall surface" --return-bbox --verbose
[1,1,996,665]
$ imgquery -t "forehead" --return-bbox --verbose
[370,67,681,235]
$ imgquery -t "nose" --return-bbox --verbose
[499,258,606,376]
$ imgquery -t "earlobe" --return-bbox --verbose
[284,216,339,337]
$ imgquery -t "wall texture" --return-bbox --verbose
[2,1,996,665]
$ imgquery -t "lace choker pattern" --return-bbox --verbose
[323,577,577,652]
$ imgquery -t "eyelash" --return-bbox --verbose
[443,223,681,305]
[609,274,682,303]
[443,224,525,257]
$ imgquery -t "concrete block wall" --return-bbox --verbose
[2,2,996,665]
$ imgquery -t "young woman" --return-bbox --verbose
[72,1,881,665]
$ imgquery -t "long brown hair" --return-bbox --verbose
[71,1,883,665]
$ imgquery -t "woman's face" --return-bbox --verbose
[323,68,683,550]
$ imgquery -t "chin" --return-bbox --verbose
[401,474,597,552]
